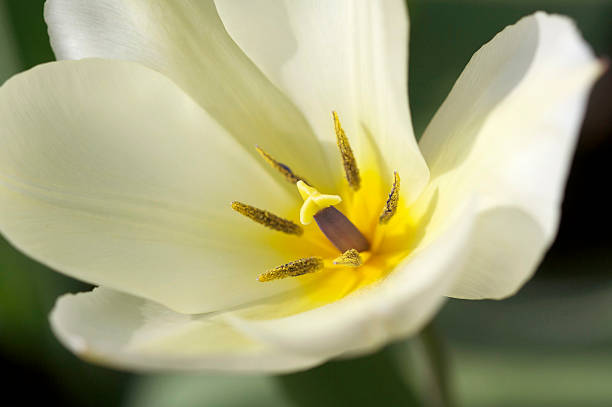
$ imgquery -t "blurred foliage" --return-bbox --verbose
[126,341,430,407]
[0,0,611,406]
[2,0,54,68]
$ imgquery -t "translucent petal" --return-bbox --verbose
[0,59,308,313]
[50,288,322,372]
[418,12,604,299]
[215,0,429,199]
[45,0,332,189]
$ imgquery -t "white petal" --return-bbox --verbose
[50,288,322,373]
[215,0,429,200]
[44,0,332,189]
[0,59,310,314]
[449,207,547,299]
[417,12,604,299]
[226,199,476,357]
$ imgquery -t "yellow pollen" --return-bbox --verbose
[332,249,362,267]
[258,257,324,282]
[379,171,400,224]
[333,111,361,191]
[255,145,305,184]
[296,180,342,225]
[231,201,303,235]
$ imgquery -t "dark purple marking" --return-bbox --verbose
[314,206,370,253]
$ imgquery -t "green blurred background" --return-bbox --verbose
[1,1,611,406]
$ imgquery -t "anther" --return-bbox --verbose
[333,111,361,191]
[256,145,306,184]
[379,171,400,224]
[258,257,324,282]
[333,249,362,267]
[231,201,303,235]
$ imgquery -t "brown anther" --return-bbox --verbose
[258,257,324,282]
[255,145,306,184]
[333,249,363,267]
[379,171,400,224]
[333,111,361,191]
[231,201,303,235]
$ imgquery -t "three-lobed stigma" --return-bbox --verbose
[296,180,342,225]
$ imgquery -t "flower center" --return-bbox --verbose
[232,111,402,284]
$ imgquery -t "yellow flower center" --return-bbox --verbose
[232,112,423,315]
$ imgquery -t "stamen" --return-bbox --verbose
[333,111,361,191]
[231,201,303,235]
[258,257,324,282]
[333,249,362,267]
[256,145,305,184]
[379,171,400,224]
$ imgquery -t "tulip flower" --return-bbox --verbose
[0,1,603,372]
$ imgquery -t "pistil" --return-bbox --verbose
[297,181,370,253]
[314,207,370,252]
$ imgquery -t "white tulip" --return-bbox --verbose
[0,1,603,372]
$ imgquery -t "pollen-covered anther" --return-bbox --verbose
[255,145,306,184]
[258,257,324,282]
[379,171,400,224]
[333,111,361,191]
[231,201,303,235]
[333,249,362,267]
